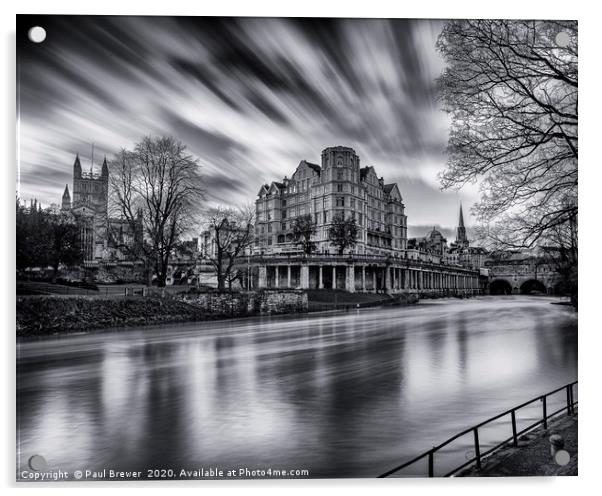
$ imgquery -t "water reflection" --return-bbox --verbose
[17,296,577,478]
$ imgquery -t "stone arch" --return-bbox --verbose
[520,279,547,295]
[490,278,513,295]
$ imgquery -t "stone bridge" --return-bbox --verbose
[485,258,560,295]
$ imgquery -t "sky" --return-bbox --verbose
[16,15,479,238]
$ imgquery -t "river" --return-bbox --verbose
[17,295,577,478]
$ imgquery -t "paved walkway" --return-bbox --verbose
[460,412,577,477]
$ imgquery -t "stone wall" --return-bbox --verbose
[179,289,308,317]
[258,290,308,315]
[17,289,308,337]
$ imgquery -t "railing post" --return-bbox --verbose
[428,449,434,477]
[511,410,518,447]
[569,383,574,415]
[542,396,548,429]
[566,385,572,415]
[473,428,482,470]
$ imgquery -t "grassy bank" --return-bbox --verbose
[16,296,212,337]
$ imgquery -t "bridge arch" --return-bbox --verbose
[520,279,547,295]
[490,279,513,295]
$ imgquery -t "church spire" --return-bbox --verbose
[73,153,82,178]
[101,155,109,178]
[61,184,71,211]
[456,203,468,247]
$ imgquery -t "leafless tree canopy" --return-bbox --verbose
[437,20,577,249]
[109,136,204,286]
[203,206,255,291]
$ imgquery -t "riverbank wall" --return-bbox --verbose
[16,290,308,337]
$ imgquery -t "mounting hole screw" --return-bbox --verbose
[28,26,46,43]
[28,454,47,471]
[555,31,570,48]
[554,449,571,466]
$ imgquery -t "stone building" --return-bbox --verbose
[254,146,407,256]
[251,146,480,295]
[444,205,489,270]
[408,227,448,257]
[60,154,141,261]
[59,154,109,260]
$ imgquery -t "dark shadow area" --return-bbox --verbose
[520,279,547,295]
[489,279,512,295]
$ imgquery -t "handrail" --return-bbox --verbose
[378,380,577,478]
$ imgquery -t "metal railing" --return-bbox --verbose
[378,380,578,478]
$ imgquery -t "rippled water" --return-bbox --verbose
[17,296,577,478]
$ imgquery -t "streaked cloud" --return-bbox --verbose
[17,15,479,232]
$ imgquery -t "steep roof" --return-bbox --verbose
[302,160,321,175]
[73,153,82,172]
[360,166,375,180]
[257,184,269,197]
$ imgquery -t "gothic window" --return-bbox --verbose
[336,157,343,167]
[337,184,343,192]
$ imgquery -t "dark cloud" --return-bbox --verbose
[164,112,246,159]
[17,15,479,228]
[170,59,243,112]
[203,173,247,202]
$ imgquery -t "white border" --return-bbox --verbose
[2,1,599,495]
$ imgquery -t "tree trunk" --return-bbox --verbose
[51,262,59,284]
[217,274,225,292]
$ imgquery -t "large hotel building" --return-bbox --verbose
[254,146,408,256]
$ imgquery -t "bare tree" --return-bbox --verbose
[291,214,317,254]
[204,206,255,291]
[437,20,577,249]
[109,136,204,286]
